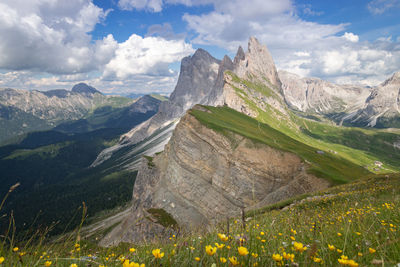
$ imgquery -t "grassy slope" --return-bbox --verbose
[1,175,398,266]
[190,106,370,184]
[226,72,400,174]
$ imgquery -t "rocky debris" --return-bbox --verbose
[100,109,329,246]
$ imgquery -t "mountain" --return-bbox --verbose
[0,83,133,143]
[279,70,371,116]
[0,94,163,235]
[341,72,400,127]
[100,37,400,246]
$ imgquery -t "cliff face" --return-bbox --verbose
[100,107,328,246]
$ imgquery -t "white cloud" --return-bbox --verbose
[179,1,400,86]
[367,0,400,14]
[343,32,359,43]
[118,0,163,12]
[102,34,194,79]
[0,0,114,74]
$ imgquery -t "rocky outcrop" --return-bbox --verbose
[100,107,329,246]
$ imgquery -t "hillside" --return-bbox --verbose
[0,174,398,266]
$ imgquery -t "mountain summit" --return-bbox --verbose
[71,83,101,95]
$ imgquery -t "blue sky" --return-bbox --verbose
[0,0,399,94]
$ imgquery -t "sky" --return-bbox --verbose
[0,0,399,95]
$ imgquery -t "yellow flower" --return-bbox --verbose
[347,260,359,267]
[194,257,200,262]
[313,257,322,263]
[337,249,343,253]
[70,264,78,267]
[218,233,229,242]
[368,248,376,254]
[290,236,296,241]
[291,229,297,235]
[74,243,80,248]
[123,260,145,267]
[220,257,227,263]
[229,256,239,265]
[283,252,294,262]
[99,265,105,267]
[328,244,335,251]
[0,257,4,264]
[19,252,26,256]
[260,231,265,236]
[205,245,217,256]
[152,249,164,259]
[45,261,52,267]
[355,232,361,236]
[293,242,307,252]
[337,233,342,237]
[215,243,225,249]
[272,253,283,262]
[251,253,258,258]
[129,247,136,253]
[13,247,19,252]
[357,252,363,257]
[238,246,249,256]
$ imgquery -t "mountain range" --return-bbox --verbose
[0,37,399,243]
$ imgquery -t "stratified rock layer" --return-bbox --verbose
[100,109,328,246]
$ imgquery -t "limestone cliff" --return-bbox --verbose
[100,106,328,246]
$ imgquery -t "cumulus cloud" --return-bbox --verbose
[0,0,116,74]
[102,34,194,79]
[367,0,400,14]
[178,0,400,86]
[118,0,163,12]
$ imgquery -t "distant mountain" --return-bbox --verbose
[341,72,400,127]
[0,83,134,143]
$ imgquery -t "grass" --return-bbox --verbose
[190,105,370,184]
[0,174,398,266]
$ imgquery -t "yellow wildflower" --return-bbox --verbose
[328,244,335,251]
[291,229,297,235]
[74,243,80,248]
[290,236,296,241]
[313,257,322,263]
[215,243,225,249]
[220,257,227,263]
[19,252,26,256]
[70,264,78,267]
[0,257,4,264]
[13,247,19,252]
[205,245,217,256]
[293,242,307,252]
[355,232,361,236]
[152,249,164,259]
[251,253,258,258]
[337,232,342,237]
[368,248,376,254]
[283,252,294,262]
[347,260,359,267]
[45,261,52,267]
[272,253,283,262]
[260,231,265,236]
[129,247,136,253]
[337,249,343,253]
[229,256,239,265]
[194,257,200,262]
[357,252,363,257]
[238,246,249,256]
[218,233,229,242]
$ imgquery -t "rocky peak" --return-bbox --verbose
[71,83,101,95]
[382,71,400,86]
[234,37,281,89]
[233,46,245,65]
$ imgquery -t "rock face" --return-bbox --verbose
[342,72,400,127]
[100,108,328,246]
[279,70,371,115]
